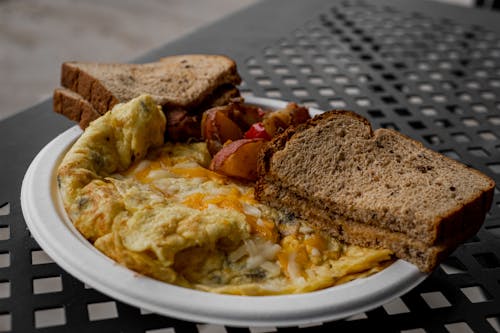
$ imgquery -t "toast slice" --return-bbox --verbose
[60,54,241,115]
[52,85,241,136]
[55,83,241,132]
[53,88,101,129]
[255,111,495,271]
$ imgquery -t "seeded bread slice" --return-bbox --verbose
[61,54,241,115]
[255,111,495,271]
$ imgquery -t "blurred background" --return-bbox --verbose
[0,0,258,121]
[0,0,496,121]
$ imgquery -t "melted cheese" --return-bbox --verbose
[113,142,392,294]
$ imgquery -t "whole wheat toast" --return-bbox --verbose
[53,88,101,129]
[54,54,241,130]
[255,110,495,272]
[61,55,240,115]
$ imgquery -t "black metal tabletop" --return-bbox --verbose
[1,0,500,332]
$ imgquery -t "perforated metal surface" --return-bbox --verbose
[1,0,499,332]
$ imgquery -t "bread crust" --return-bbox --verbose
[256,110,495,271]
[255,181,483,272]
[53,88,100,128]
[61,62,123,115]
[60,55,241,115]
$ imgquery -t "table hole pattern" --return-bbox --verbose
[145,328,176,333]
[0,281,10,299]
[421,107,438,117]
[0,253,10,269]
[444,322,475,333]
[0,314,11,332]
[87,301,119,321]
[33,276,63,295]
[420,291,452,309]
[297,321,324,329]
[0,228,9,242]
[238,1,500,332]
[248,327,277,333]
[460,285,492,303]
[345,312,368,321]
[487,316,500,333]
[382,297,410,315]
[31,250,54,265]
[468,147,490,158]
[0,204,9,217]
[34,307,66,329]
[196,324,228,333]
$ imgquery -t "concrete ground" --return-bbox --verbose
[0,0,258,121]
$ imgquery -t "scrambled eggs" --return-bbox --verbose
[57,94,392,295]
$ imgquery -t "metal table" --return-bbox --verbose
[1,0,499,331]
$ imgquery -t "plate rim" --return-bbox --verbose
[20,96,427,327]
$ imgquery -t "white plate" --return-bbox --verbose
[21,97,427,327]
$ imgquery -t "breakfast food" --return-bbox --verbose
[53,54,242,139]
[209,138,266,181]
[54,52,495,295]
[52,88,101,129]
[255,111,495,272]
[57,95,393,295]
[202,102,311,179]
